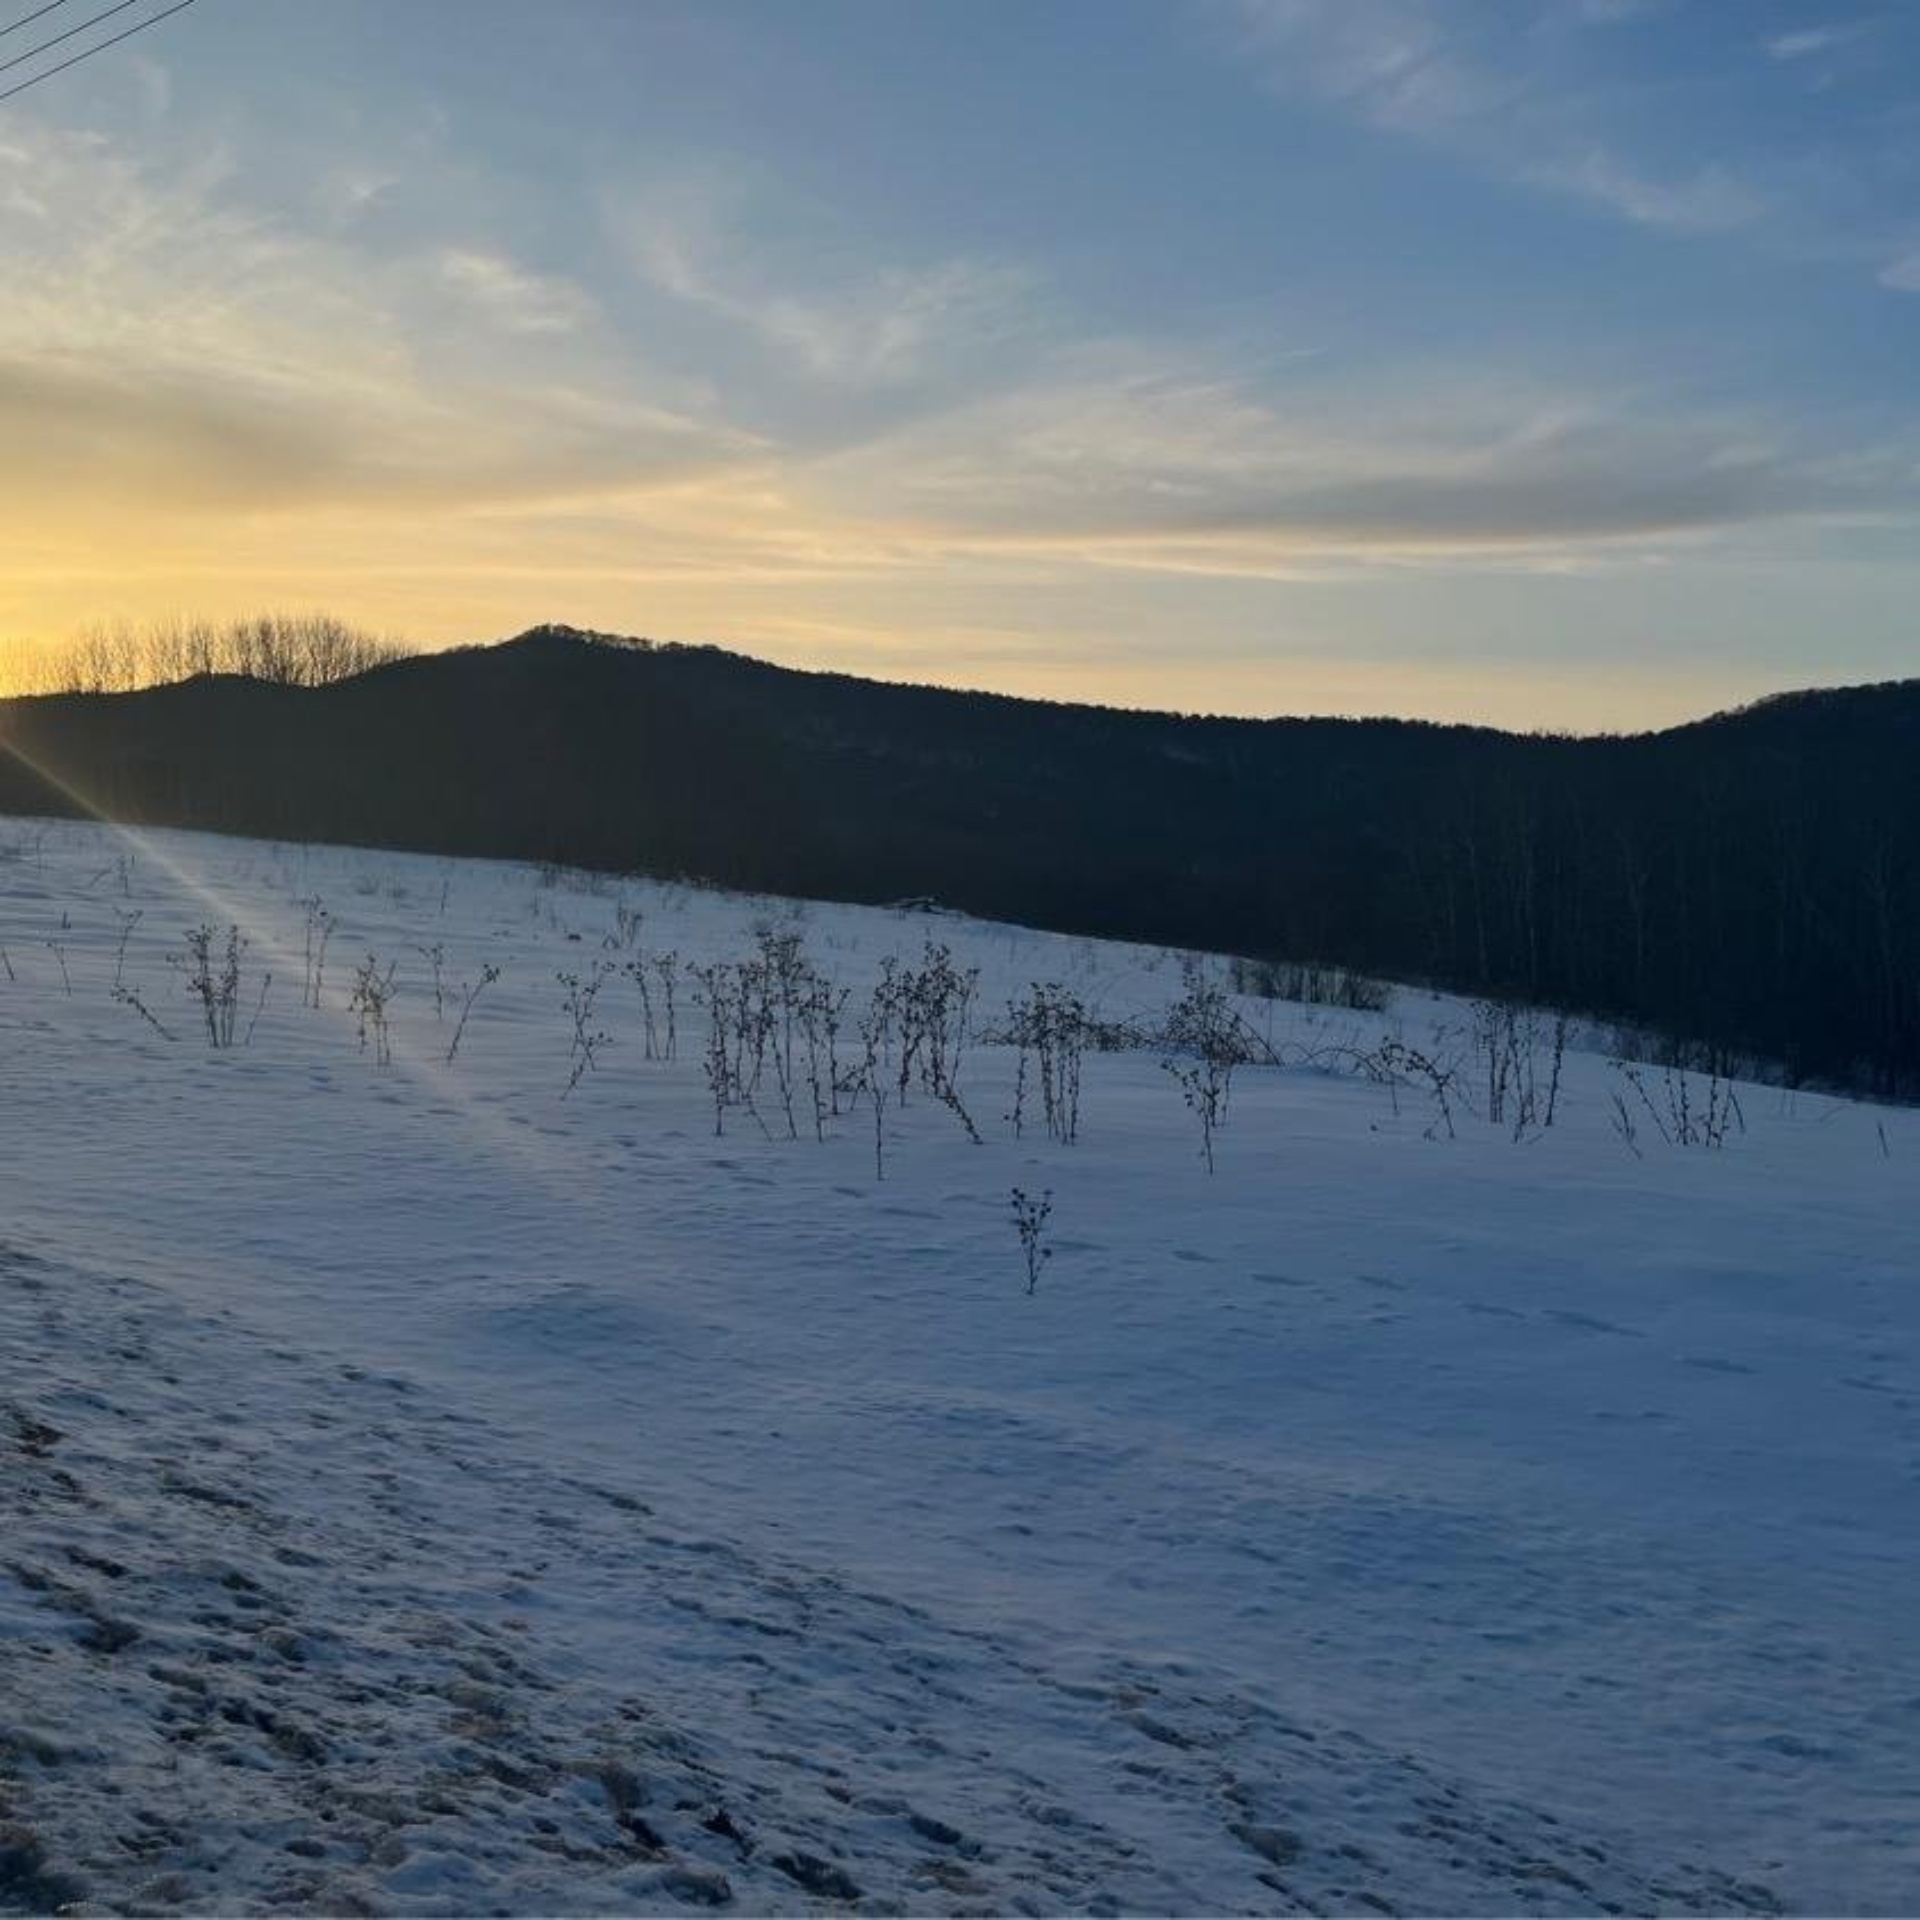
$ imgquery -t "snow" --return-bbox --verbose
[2,812,1916,1915]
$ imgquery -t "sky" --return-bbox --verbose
[0,0,1916,729]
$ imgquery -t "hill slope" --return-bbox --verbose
[7,818,1920,1909]
[2,627,1916,1094]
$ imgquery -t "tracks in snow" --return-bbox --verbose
[1,1243,1780,1916]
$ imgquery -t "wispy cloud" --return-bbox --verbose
[0,121,752,526]
[1,108,1904,607]
[1223,0,1781,244]
[1879,252,1920,294]
[1544,150,1766,234]
[436,249,597,336]
[1225,0,1518,136]
[804,347,1911,573]
[314,167,399,228]
[1570,0,1667,24]
[614,173,1043,390]
[1766,26,1846,62]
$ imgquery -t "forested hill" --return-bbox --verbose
[3,626,1916,1098]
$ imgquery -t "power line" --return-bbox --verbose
[1,0,155,78]
[0,0,196,105]
[0,2,77,41]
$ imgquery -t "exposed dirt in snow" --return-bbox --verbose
[2,1241,1782,1916]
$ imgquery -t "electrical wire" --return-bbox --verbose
[0,0,196,105]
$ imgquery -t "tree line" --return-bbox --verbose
[3,615,408,697]
[1,624,1913,1100]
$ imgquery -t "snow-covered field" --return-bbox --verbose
[3,814,1916,1916]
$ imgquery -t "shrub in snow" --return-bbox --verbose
[1611,1057,1744,1150]
[413,942,447,1021]
[1229,953,1389,1013]
[1470,998,1570,1140]
[1158,960,1270,1173]
[872,941,983,1144]
[297,895,335,1008]
[349,954,400,1067]
[1003,982,1089,1145]
[112,984,175,1041]
[173,923,246,1049]
[1010,1186,1054,1295]
[559,961,616,1095]
[445,963,501,1064]
[110,906,141,991]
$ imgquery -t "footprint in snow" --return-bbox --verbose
[1545,1309,1644,1337]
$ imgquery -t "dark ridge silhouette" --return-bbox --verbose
[2,624,1916,1098]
